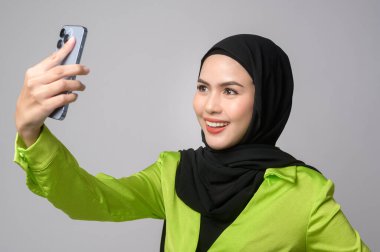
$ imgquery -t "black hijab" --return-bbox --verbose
[171,34,317,251]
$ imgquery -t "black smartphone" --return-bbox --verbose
[49,25,88,120]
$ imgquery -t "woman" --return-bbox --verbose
[14,34,370,251]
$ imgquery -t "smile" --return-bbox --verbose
[205,120,230,134]
[206,121,229,127]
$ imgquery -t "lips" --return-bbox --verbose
[206,121,229,127]
[204,118,230,134]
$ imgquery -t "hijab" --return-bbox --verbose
[169,34,318,252]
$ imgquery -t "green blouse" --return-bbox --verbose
[14,126,370,251]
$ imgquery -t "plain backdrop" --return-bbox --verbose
[1,0,379,251]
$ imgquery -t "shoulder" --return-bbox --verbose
[154,151,181,177]
[156,151,181,165]
[265,165,329,185]
[296,165,330,187]
[154,151,181,196]
[295,166,334,195]
[264,165,334,203]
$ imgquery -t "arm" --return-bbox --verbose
[306,179,370,251]
[15,36,88,148]
[14,126,165,221]
[14,34,165,221]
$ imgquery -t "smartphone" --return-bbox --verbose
[49,25,88,120]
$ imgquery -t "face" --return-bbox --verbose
[193,54,255,150]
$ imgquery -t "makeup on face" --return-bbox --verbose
[204,117,230,134]
[193,54,255,150]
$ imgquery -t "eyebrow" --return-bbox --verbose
[197,78,245,88]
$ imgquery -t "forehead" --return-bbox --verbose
[199,54,253,86]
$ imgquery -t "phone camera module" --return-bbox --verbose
[63,34,70,43]
[59,28,66,38]
[57,39,63,49]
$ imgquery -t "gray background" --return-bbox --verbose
[1,0,379,251]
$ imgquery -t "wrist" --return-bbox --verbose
[18,126,43,148]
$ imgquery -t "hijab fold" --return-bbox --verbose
[169,34,318,252]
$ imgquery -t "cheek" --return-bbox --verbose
[228,98,254,123]
[193,94,203,117]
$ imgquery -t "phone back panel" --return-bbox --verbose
[61,25,87,67]
[49,25,87,120]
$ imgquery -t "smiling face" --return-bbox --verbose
[193,54,255,150]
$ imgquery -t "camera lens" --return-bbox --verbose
[63,34,70,43]
[57,39,63,49]
[59,28,65,38]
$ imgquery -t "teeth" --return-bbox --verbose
[206,121,229,127]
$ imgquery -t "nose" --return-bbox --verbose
[205,92,222,114]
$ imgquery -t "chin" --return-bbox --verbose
[208,144,225,150]
[205,136,234,150]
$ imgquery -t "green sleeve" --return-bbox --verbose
[306,179,370,251]
[13,125,165,221]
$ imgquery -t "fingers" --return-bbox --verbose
[43,79,86,98]
[45,92,79,110]
[38,37,76,71]
[30,64,90,86]
[16,36,89,135]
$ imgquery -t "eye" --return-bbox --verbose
[224,88,238,95]
[197,84,208,92]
